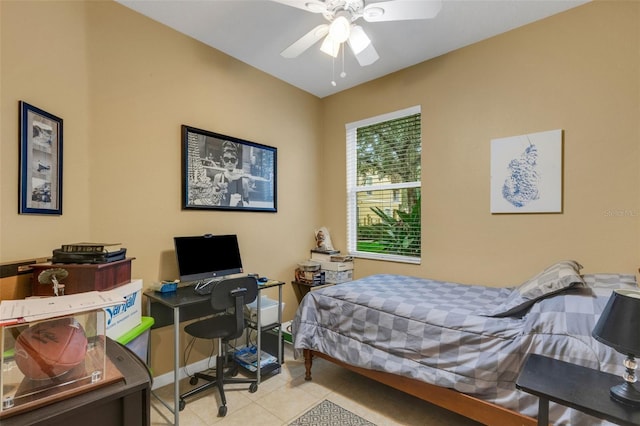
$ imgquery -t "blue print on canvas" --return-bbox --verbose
[501,140,540,207]
[490,129,562,213]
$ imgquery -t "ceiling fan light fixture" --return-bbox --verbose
[320,35,340,57]
[329,14,351,43]
[348,25,371,55]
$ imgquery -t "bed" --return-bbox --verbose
[292,260,637,425]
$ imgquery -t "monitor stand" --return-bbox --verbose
[193,277,224,293]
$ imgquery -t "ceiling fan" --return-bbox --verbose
[273,0,443,67]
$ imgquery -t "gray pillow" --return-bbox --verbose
[479,260,585,317]
[580,273,638,289]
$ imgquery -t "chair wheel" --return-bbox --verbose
[249,382,258,393]
[189,376,198,385]
[218,405,227,417]
[179,399,186,411]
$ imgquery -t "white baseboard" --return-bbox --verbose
[151,357,213,390]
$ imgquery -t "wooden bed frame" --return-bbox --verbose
[303,349,537,426]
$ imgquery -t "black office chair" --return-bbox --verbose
[179,276,259,416]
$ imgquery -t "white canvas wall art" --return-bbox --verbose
[490,129,563,213]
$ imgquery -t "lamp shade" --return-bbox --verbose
[348,25,371,55]
[329,15,351,43]
[592,289,640,355]
[320,35,340,58]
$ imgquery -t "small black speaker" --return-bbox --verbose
[260,329,285,363]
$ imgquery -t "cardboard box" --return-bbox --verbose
[103,279,142,339]
[316,260,354,272]
[244,295,285,327]
[324,269,353,284]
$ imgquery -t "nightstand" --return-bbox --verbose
[291,280,334,303]
[516,354,640,426]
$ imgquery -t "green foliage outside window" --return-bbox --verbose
[353,113,421,259]
[365,195,421,256]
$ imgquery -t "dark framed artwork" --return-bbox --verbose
[19,101,63,215]
[181,125,277,212]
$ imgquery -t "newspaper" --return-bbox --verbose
[0,288,125,325]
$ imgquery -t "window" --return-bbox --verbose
[346,106,421,263]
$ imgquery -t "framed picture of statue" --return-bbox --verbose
[19,101,63,215]
[181,125,277,212]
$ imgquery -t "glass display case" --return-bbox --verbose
[0,310,106,417]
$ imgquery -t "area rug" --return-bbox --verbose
[289,399,376,426]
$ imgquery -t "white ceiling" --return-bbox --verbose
[116,0,589,98]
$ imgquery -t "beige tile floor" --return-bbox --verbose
[150,345,481,426]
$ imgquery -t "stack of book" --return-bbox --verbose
[310,249,340,262]
[309,249,354,284]
[52,242,127,264]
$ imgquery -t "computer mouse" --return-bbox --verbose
[258,277,268,283]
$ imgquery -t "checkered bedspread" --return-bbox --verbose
[292,273,636,425]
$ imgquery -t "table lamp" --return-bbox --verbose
[592,289,640,407]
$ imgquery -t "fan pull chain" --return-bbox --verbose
[331,44,348,87]
[340,44,346,79]
[331,54,336,86]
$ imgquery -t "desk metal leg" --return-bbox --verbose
[256,295,261,385]
[146,296,179,425]
[537,397,549,426]
[277,285,282,366]
[173,306,180,425]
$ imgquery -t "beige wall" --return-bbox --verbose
[83,1,322,305]
[322,0,640,286]
[1,1,93,258]
[1,0,322,374]
[1,0,639,374]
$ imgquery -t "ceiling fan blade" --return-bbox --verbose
[363,0,442,22]
[271,0,327,14]
[281,24,329,58]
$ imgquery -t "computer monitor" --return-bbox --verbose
[174,234,243,283]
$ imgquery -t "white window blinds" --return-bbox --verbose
[346,106,421,263]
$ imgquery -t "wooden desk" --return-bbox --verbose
[516,354,640,426]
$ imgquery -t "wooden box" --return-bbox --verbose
[30,258,134,296]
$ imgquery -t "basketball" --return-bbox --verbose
[14,317,88,380]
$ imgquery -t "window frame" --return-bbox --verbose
[346,105,422,264]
